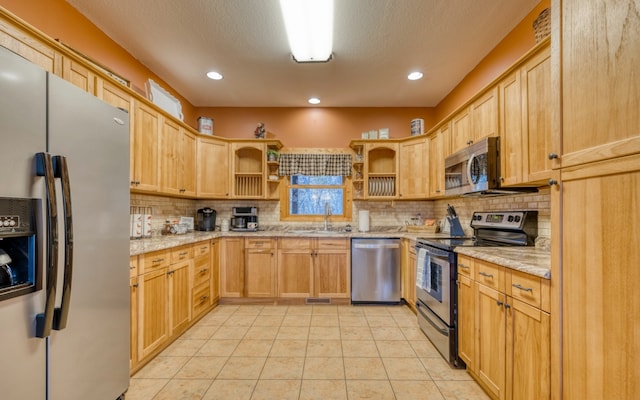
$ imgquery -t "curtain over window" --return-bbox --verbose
[278,153,352,176]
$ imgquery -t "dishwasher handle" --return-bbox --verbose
[353,243,400,249]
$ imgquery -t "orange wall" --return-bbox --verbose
[1,0,549,147]
[435,0,550,121]
[0,0,198,124]
[195,107,435,148]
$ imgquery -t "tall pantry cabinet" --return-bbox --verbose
[551,1,640,399]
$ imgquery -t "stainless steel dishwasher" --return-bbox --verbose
[351,238,401,303]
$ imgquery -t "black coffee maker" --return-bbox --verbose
[196,208,216,231]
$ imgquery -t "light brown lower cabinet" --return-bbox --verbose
[276,237,349,298]
[458,256,550,400]
[131,241,216,375]
[219,237,245,297]
[245,238,276,297]
[401,239,417,310]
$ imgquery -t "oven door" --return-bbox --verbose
[415,244,452,325]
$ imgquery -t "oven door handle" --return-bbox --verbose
[416,302,449,335]
[415,245,450,258]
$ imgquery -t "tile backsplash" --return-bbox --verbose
[131,187,550,239]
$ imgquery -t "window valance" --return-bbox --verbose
[278,153,352,176]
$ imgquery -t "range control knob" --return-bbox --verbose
[507,215,514,222]
[514,216,521,223]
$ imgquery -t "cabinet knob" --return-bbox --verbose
[548,179,558,186]
[548,153,558,160]
[496,300,504,307]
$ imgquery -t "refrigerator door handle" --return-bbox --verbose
[52,155,73,331]
[35,152,59,338]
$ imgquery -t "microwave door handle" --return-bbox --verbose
[52,155,73,331]
[35,152,59,339]
[466,153,475,185]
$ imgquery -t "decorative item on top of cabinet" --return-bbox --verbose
[365,142,398,199]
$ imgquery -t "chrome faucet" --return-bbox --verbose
[323,202,332,231]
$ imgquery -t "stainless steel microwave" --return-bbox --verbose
[444,137,499,196]
[444,137,537,196]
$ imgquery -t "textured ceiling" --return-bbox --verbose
[65,0,540,107]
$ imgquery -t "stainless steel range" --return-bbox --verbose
[414,210,537,368]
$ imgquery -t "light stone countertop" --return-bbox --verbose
[130,228,437,256]
[455,246,551,280]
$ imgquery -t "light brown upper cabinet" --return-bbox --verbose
[196,136,229,198]
[555,0,640,169]
[451,88,498,155]
[131,100,160,192]
[500,42,551,187]
[428,122,450,198]
[159,118,196,197]
[365,142,398,199]
[0,15,62,74]
[398,136,429,199]
[231,142,265,199]
[62,57,96,95]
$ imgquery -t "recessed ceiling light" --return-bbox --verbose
[206,71,223,80]
[308,97,321,105]
[407,71,423,81]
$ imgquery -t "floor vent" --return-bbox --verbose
[305,297,331,305]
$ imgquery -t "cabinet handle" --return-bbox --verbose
[459,264,470,270]
[435,189,441,193]
[179,251,188,256]
[548,153,558,160]
[152,258,165,264]
[133,283,138,288]
[504,303,511,310]
[478,271,494,278]
[496,300,503,307]
[200,268,208,274]
[548,179,558,186]
[512,283,533,292]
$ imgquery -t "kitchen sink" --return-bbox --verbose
[287,229,340,235]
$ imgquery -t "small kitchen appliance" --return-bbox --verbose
[231,207,258,231]
[414,210,537,368]
[196,207,216,231]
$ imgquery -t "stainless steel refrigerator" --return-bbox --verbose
[0,46,130,399]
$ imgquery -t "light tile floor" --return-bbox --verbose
[128,304,490,400]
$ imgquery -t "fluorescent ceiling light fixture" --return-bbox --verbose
[279,0,334,63]
[308,97,321,104]
[206,71,223,80]
[408,71,424,80]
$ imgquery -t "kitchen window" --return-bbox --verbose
[277,152,353,222]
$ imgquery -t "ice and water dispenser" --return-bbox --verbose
[0,198,39,302]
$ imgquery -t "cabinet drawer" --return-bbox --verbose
[408,240,417,255]
[475,259,504,291]
[194,241,210,257]
[171,245,193,264]
[193,256,211,287]
[192,283,211,316]
[130,256,138,278]
[508,270,542,309]
[457,255,474,278]
[316,238,348,249]
[279,238,312,249]
[245,238,275,249]
[140,249,170,274]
